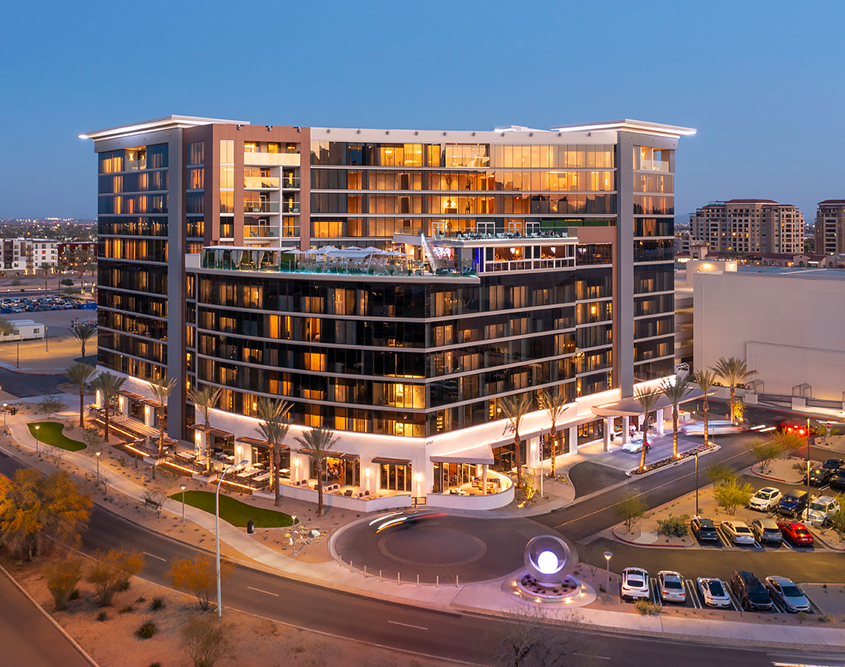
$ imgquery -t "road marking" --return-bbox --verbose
[686,579,700,609]
[388,620,428,631]
[572,653,610,660]
[143,551,165,561]
[247,586,279,597]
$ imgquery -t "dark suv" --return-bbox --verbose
[731,570,773,611]
[690,516,719,541]
[778,490,808,517]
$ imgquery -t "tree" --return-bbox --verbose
[90,371,125,440]
[45,444,67,469]
[711,357,756,424]
[706,461,735,488]
[747,437,783,475]
[181,615,231,667]
[60,278,74,288]
[294,426,339,518]
[693,369,718,447]
[615,490,648,532]
[82,426,102,452]
[255,397,292,506]
[38,395,65,421]
[714,478,753,515]
[538,388,568,479]
[188,385,222,476]
[0,319,14,338]
[71,322,97,360]
[148,375,177,480]
[65,362,97,428]
[44,558,83,611]
[660,373,693,459]
[167,553,234,611]
[499,394,533,489]
[88,549,145,607]
[0,469,92,560]
[773,431,805,458]
[634,387,662,473]
[497,608,589,667]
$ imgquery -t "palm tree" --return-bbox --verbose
[255,397,292,506]
[711,357,756,424]
[71,322,97,360]
[660,374,693,459]
[148,375,177,480]
[294,426,339,518]
[635,387,662,473]
[694,369,718,447]
[538,388,568,479]
[187,385,222,475]
[90,371,125,441]
[499,394,533,489]
[65,362,97,428]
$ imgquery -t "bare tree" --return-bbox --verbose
[497,607,590,667]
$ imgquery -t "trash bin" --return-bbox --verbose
[9,407,15,416]
[247,519,254,535]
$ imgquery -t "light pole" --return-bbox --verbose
[95,451,101,481]
[3,403,6,429]
[45,326,48,352]
[603,551,612,601]
[290,515,302,556]
[216,459,248,618]
[806,417,812,517]
[694,451,700,516]
[34,423,40,454]
[180,483,187,523]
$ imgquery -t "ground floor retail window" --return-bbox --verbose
[577,419,604,445]
[543,430,569,460]
[493,439,526,473]
[381,462,411,492]
[432,462,475,493]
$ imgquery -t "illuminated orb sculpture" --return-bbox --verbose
[517,534,581,602]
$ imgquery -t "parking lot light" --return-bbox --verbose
[603,551,612,601]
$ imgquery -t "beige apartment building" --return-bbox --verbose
[690,199,804,254]
[815,199,845,254]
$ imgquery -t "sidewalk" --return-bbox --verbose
[5,399,845,650]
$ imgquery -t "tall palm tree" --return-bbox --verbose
[635,387,662,473]
[711,357,756,424]
[187,385,222,475]
[255,397,292,506]
[65,362,97,428]
[148,375,177,480]
[499,394,533,489]
[694,369,718,447]
[90,371,125,441]
[70,322,97,360]
[660,374,693,459]
[539,388,568,479]
[294,426,339,518]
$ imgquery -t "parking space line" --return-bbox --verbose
[649,577,659,605]
[715,526,733,548]
[685,579,700,609]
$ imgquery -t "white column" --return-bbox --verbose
[656,409,665,436]
[482,464,488,495]
[603,417,611,451]
[118,396,128,417]
[622,416,630,443]
[96,388,103,408]
[144,404,154,427]
[569,425,579,455]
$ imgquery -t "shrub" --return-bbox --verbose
[747,438,782,474]
[43,559,83,611]
[817,612,834,623]
[119,605,134,614]
[150,597,166,611]
[182,615,231,667]
[656,514,690,538]
[136,621,157,639]
[88,550,145,607]
[714,479,753,515]
[614,491,647,532]
[707,462,735,488]
[97,611,108,622]
[168,553,234,611]
[634,600,662,616]
[69,588,80,601]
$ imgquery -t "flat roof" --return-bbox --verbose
[551,118,696,138]
[734,267,845,281]
[80,115,247,141]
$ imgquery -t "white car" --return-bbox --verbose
[805,496,840,527]
[721,520,755,545]
[749,487,782,512]
[621,567,650,602]
[765,576,810,613]
[697,577,731,608]
[657,571,686,603]
[622,438,644,453]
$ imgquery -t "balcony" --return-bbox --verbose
[244,226,279,238]
[243,152,300,167]
[244,176,280,189]
[282,177,300,189]
[243,202,280,214]
[282,201,300,213]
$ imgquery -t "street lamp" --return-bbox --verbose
[45,325,48,352]
[216,459,248,618]
[290,514,303,556]
[694,451,700,516]
[180,483,187,523]
[34,423,40,454]
[95,451,101,481]
[603,551,613,601]
[3,403,6,428]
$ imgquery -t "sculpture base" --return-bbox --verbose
[515,573,583,603]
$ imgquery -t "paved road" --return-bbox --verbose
[0,568,91,667]
[0,367,66,397]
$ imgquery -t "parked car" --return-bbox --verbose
[829,471,845,492]
[821,458,845,472]
[730,570,773,611]
[749,486,782,512]
[622,438,644,453]
[621,567,650,602]
[721,520,755,545]
[690,516,719,542]
[778,521,814,546]
[751,518,783,544]
[697,577,731,608]
[778,490,808,517]
[805,496,840,527]
[657,571,686,603]
[807,466,834,487]
[765,576,810,613]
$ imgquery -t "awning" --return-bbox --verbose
[372,457,411,465]
[236,435,289,450]
[430,441,494,465]
[208,427,234,438]
[591,388,706,418]
[140,398,162,408]
[328,453,359,461]
[118,390,144,401]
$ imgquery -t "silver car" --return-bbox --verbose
[751,518,782,544]
[765,576,810,613]
[657,570,686,603]
[721,520,755,545]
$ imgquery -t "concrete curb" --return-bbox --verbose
[610,526,692,548]
[809,530,845,552]
[625,444,721,478]
[0,563,101,667]
[750,466,804,484]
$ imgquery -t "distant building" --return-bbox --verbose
[0,238,58,274]
[57,241,96,268]
[690,199,804,254]
[673,230,692,254]
[815,200,845,255]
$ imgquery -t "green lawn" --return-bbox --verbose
[171,490,294,528]
[28,421,86,452]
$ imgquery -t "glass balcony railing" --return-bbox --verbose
[243,202,280,214]
[282,201,300,213]
[244,176,280,189]
[244,226,279,238]
[282,177,300,189]
[243,152,300,167]
[124,159,146,172]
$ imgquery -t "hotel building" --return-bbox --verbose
[82,116,693,509]
[815,200,845,255]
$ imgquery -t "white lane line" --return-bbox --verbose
[573,654,611,660]
[247,586,279,597]
[143,551,166,562]
[388,620,428,631]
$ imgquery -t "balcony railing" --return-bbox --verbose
[124,159,146,172]
[244,176,280,189]
[243,152,300,167]
[244,226,279,238]
[282,201,300,213]
[244,202,280,214]
[282,177,300,189]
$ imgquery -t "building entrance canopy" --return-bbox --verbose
[590,388,705,417]
[430,442,494,465]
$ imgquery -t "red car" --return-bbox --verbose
[777,521,814,546]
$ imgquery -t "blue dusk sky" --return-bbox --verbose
[1,0,843,221]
